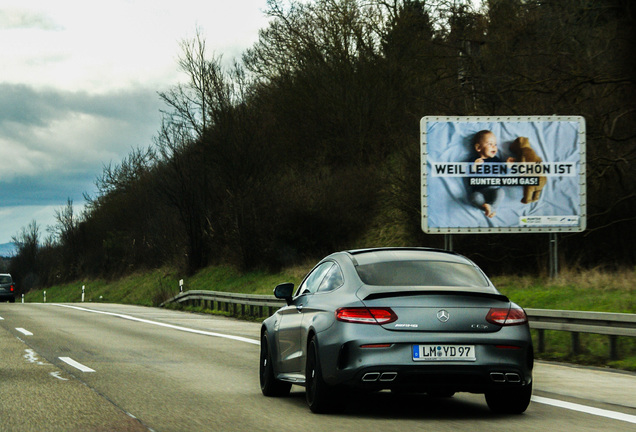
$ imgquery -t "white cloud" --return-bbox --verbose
[0,0,272,242]
[0,84,162,180]
[0,205,62,241]
[1,0,270,92]
[0,7,61,30]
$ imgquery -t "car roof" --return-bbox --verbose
[343,247,472,266]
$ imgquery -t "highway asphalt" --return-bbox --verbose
[1,303,634,431]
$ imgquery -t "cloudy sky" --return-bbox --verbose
[0,0,271,244]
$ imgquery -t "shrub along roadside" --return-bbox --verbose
[22,266,636,371]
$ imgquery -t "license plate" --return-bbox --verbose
[413,345,476,361]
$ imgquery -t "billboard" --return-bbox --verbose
[421,116,586,233]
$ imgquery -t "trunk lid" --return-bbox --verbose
[357,286,510,333]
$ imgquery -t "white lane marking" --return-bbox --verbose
[532,395,636,424]
[24,349,46,365]
[54,304,260,345]
[0,316,4,320]
[23,349,72,381]
[50,371,69,381]
[59,357,96,373]
[16,327,33,336]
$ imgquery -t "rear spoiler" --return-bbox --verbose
[359,286,509,303]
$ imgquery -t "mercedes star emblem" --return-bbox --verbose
[437,310,450,323]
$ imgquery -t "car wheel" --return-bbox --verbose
[260,332,291,397]
[485,383,532,414]
[305,337,342,413]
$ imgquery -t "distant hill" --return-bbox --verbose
[0,243,16,257]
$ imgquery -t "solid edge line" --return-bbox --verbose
[59,356,96,373]
[53,304,260,345]
[532,395,636,424]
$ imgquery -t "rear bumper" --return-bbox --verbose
[0,292,15,302]
[317,324,533,394]
[347,363,531,393]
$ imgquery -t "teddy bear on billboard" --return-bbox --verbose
[509,137,547,204]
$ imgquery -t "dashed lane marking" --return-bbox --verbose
[59,357,96,373]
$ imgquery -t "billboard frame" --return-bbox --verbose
[421,115,586,234]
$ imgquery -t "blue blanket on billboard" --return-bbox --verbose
[426,120,582,229]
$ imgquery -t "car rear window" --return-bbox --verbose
[355,260,489,287]
[0,275,12,284]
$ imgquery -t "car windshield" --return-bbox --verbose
[0,275,11,284]
[355,260,489,287]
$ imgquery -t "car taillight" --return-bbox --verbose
[336,307,397,325]
[486,307,528,326]
[10,285,14,292]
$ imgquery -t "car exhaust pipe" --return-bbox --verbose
[505,373,521,383]
[362,372,397,382]
[362,372,380,382]
[490,372,506,383]
[490,372,521,383]
[379,372,397,382]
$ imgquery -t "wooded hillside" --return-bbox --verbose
[10,0,636,291]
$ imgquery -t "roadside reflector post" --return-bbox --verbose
[22,294,24,304]
[43,291,46,303]
[179,279,184,293]
[82,285,85,302]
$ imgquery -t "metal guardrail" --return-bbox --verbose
[526,308,636,360]
[161,290,285,318]
[162,290,636,360]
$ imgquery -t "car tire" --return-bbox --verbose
[305,337,342,414]
[485,383,532,414]
[260,332,291,397]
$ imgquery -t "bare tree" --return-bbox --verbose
[12,220,39,257]
[158,28,238,140]
[10,220,40,291]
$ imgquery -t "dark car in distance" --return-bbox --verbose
[0,273,16,303]
[260,248,533,414]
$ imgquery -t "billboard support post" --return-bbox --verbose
[444,234,454,251]
[549,233,558,278]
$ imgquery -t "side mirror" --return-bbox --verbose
[274,282,294,305]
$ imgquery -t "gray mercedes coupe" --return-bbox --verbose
[260,248,533,414]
